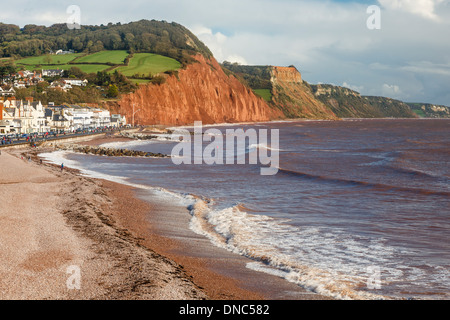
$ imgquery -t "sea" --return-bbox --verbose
[41,119,449,300]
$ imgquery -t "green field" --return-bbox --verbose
[411,109,426,118]
[253,89,272,102]
[16,53,83,66]
[13,51,181,77]
[113,53,181,77]
[130,78,152,85]
[74,50,129,64]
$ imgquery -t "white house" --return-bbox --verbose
[49,80,72,92]
[54,105,93,130]
[62,79,88,87]
[1,99,49,134]
[29,100,49,133]
[111,114,127,127]
[42,69,65,77]
[92,109,111,128]
[0,87,16,97]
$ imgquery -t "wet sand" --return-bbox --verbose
[0,147,205,300]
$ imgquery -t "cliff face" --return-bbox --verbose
[269,67,338,120]
[105,55,283,126]
[271,66,302,84]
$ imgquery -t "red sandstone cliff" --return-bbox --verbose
[105,55,283,126]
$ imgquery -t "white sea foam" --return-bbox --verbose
[186,201,410,300]
[249,143,284,152]
[100,139,159,149]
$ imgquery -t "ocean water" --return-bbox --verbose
[41,119,449,300]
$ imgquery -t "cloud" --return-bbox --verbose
[382,84,402,98]
[401,61,450,76]
[190,25,247,64]
[342,82,364,93]
[378,0,446,21]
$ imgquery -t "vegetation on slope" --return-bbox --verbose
[0,20,212,67]
[310,84,417,118]
[407,103,450,118]
[113,53,181,78]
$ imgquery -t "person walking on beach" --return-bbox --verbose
[61,163,64,172]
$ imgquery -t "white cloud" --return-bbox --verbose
[382,84,402,97]
[401,61,450,76]
[342,82,364,93]
[378,0,446,21]
[190,25,248,64]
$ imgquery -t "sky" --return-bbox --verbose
[1,0,450,105]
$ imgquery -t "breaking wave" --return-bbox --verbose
[187,200,399,300]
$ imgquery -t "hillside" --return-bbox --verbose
[221,63,424,120]
[310,84,418,119]
[407,103,450,118]
[104,55,283,126]
[221,63,337,120]
[1,19,441,123]
[0,20,212,66]
[13,49,181,85]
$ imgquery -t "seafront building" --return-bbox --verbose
[1,97,126,135]
[0,98,48,134]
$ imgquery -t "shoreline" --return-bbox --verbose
[74,133,332,300]
[1,132,331,300]
[1,146,207,300]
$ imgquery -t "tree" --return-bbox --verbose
[43,54,53,64]
[68,66,86,79]
[71,37,83,51]
[0,62,16,82]
[96,71,111,86]
[107,84,119,98]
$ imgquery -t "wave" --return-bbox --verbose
[249,143,283,152]
[187,200,395,300]
[99,139,159,149]
[277,168,450,197]
[389,165,448,181]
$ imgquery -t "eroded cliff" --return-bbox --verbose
[105,55,283,126]
[269,66,338,120]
